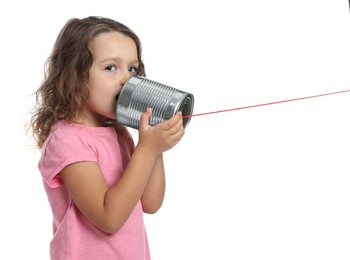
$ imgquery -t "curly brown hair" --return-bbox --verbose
[30,16,146,148]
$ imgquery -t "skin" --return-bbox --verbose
[59,32,184,234]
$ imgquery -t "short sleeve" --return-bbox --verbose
[39,126,98,188]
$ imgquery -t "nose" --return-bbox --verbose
[120,70,132,86]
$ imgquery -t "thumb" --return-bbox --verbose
[139,108,152,130]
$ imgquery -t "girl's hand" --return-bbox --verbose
[137,108,184,157]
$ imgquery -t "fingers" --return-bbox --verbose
[171,112,184,135]
[160,112,184,141]
[140,109,184,138]
[139,108,152,130]
[161,111,183,131]
[137,110,184,155]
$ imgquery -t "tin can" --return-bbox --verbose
[116,76,194,129]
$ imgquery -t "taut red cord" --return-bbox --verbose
[183,89,350,119]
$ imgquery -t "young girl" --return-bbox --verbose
[30,16,184,260]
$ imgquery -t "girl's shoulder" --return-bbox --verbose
[51,120,116,137]
[43,121,92,150]
[52,120,89,133]
[42,120,107,152]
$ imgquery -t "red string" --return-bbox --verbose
[183,89,350,119]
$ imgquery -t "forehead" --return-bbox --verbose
[91,32,138,61]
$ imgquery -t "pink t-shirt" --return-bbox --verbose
[39,121,150,260]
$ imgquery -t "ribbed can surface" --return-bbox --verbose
[116,76,194,129]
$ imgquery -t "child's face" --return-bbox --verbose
[85,32,139,126]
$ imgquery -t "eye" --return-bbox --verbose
[105,65,117,72]
[129,66,139,74]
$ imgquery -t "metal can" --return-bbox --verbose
[116,76,194,129]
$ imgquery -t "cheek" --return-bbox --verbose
[87,87,116,114]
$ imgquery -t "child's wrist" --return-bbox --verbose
[135,143,160,158]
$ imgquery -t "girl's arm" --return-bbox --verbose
[141,154,166,214]
[60,109,183,234]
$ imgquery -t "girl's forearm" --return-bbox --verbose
[141,154,166,214]
[103,145,157,232]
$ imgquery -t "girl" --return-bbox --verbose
[30,16,184,260]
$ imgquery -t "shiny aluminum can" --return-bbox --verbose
[116,76,194,129]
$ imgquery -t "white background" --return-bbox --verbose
[1,0,350,259]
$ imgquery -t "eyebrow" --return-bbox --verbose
[99,57,139,64]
